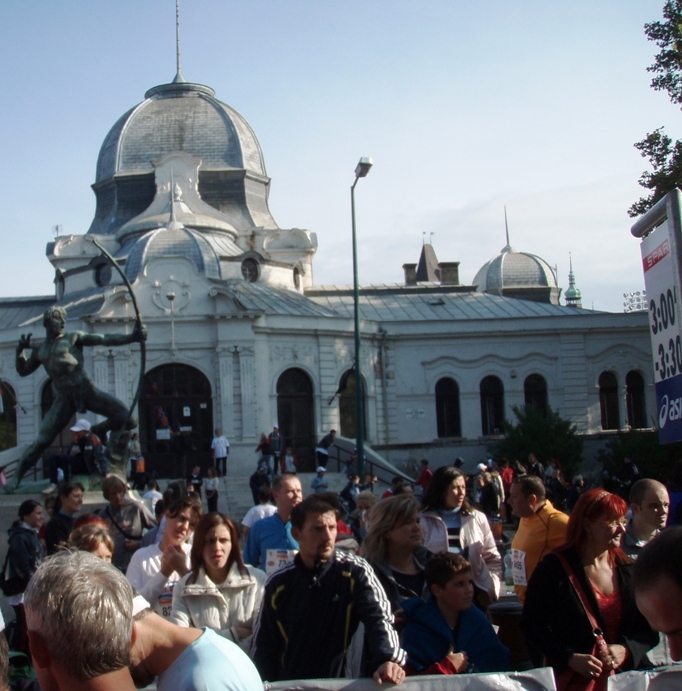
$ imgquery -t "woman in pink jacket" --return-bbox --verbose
[420,466,501,609]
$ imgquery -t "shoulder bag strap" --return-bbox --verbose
[555,552,602,632]
[105,506,138,541]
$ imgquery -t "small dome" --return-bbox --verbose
[124,226,222,281]
[473,244,557,292]
[565,283,581,300]
[96,81,266,183]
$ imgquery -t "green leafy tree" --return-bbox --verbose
[630,1,682,217]
[490,405,583,479]
[597,429,682,483]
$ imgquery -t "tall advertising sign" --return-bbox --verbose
[633,190,682,444]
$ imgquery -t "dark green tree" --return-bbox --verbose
[630,0,682,217]
[597,429,682,484]
[489,405,583,479]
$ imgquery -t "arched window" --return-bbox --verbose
[480,375,504,436]
[435,377,461,437]
[626,370,647,429]
[277,368,315,471]
[338,370,366,440]
[0,381,17,453]
[524,374,548,417]
[598,371,620,430]
[140,365,213,478]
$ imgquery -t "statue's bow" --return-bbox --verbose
[91,239,146,432]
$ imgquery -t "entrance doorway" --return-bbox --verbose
[140,364,213,478]
[277,368,315,471]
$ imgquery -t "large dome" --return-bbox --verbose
[88,78,278,237]
[473,244,561,305]
[96,81,266,182]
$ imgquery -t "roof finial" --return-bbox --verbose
[565,251,583,308]
[167,169,184,231]
[504,206,510,248]
[172,0,187,84]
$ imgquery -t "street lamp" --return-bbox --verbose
[167,292,176,359]
[351,157,373,480]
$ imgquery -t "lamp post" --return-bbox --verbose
[351,157,373,480]
[167,292,176,360]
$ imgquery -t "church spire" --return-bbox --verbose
[172,0,187,84]
[504,206,510,248]
[565,253,582,308]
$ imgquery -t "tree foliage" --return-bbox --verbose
[629,128,682,216]
[597,429,682,484]
[630,1,682,217]
[489,405,583,479]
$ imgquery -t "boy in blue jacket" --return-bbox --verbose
[402,552,510,675]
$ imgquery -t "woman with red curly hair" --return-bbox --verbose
[521,488,657,690]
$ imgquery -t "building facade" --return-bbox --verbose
[0,72,655,477]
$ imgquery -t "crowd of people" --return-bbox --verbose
[1,448,681,690]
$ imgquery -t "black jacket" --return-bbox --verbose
[369,546,432,613]
[7,524,43,583]
[521,547,657,674]
[44,512,74,556]
[252,551,405,681]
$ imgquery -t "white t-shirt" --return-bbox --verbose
[126,542,191,621]
[212,436,230,458]
[241,503,277,529]
[143,489,163,513]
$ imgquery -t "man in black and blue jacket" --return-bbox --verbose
[252,496,406,683]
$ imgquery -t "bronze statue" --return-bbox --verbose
[9,305,147,489]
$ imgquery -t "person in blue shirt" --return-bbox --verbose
[243,473,302,574]
[402,552,510,675]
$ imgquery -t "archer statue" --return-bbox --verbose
[9,305,147,490]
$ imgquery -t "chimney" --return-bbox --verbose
[403,263,417,284]
[439,262,460,284]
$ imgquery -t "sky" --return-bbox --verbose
[0,0,680,313]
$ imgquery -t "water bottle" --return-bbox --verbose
[503,552,514,586]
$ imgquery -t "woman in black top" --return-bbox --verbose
[522,488,657,690]
[362,495,431,614]
[7,500,44,653]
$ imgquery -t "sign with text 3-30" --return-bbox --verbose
[641,220,682,443]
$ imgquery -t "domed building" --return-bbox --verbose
[473,242,562,305]
[0,69,655,505]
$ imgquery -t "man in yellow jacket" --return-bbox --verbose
[509,474,569,603]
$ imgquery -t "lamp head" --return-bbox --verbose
[166,292,176,302]
[354,157,373,179]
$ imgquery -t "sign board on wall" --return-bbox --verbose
[633,190,682,444]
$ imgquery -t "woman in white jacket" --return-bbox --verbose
[420,466,501,609]
[170,512,266,652]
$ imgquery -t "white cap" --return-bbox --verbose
[316,466,327,473]
[476,462,488,472]
[70,419,91,432]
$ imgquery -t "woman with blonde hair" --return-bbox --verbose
[362,495,431,612]
[171,512,266,651]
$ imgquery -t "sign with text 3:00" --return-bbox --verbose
[641,220,682,443]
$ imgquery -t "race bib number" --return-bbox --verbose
[512,548,527,586]
[266,549,297,575]
[158,587,174,619]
